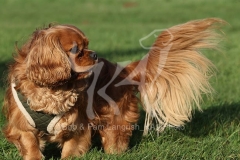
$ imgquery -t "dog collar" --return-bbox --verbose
[11,83,63,134]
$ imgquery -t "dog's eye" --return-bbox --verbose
[78,50,84,58]
[69,46,80,54]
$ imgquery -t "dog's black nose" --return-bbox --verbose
[90,52,98,60]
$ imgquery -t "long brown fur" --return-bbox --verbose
[2,18,224,159]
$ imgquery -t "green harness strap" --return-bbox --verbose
[17,92,55,133]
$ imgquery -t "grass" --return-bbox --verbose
[0,0,240,159]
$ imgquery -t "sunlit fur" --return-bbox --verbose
[2,18,224,159]
[130,18,225,134]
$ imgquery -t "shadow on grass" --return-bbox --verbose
[42,102,240,159]
[182,102,240,137]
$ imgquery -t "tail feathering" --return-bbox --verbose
[138,18,225,135]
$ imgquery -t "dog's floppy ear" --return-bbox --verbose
[26,29,71,86]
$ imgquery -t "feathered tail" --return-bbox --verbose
[129,18,225,135]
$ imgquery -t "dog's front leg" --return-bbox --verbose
[21,131,43,160]
[4,125,43,160]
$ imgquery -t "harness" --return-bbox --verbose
[11,83,63,134]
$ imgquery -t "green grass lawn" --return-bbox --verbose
[0,0,240,159]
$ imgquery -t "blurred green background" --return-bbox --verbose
[0,0,240,159]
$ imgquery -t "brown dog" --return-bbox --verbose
[2,18,224,159]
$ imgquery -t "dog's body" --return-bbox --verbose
[3,18,223,159]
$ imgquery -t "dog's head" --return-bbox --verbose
[25,24,97,87]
